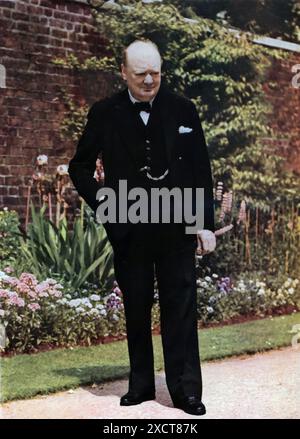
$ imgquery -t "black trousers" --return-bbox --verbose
[111,221,203,402]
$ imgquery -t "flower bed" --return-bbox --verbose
[0,269,130,354]
[197,273,300,324]
[1,267,299,355]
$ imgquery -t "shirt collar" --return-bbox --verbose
[127,88,156,107]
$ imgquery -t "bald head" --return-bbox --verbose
[121,39,162,102]
[123,40,162,68]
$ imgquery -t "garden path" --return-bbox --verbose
[1,346,299,419]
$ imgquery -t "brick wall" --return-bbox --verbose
[262,53,300,173]
[0,0,113,225]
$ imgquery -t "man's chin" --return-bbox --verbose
[141,89,157,98]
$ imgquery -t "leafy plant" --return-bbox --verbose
[18,202,115,291]
[0,208,21,270]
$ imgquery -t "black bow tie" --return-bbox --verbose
[133,101,152,113]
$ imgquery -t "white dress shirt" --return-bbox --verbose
[128,89,155,125]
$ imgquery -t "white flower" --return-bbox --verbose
[212,273,218,278]
[36,154,48,165]
[100,309,107,316]
[206,306,214,314]
[96,304,105,310]
[0,271,9,280]
[112,314,119,321]
[0,309,5,317]
[90,294,101,301]
[257,288,265,296]
[57,164,69,176]
[75,307,85,313]
[69,299,81,308]
[288,288,295,295]
[204,276,212,282]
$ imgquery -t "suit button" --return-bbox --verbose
[146,156,151,161]
[146,139,150,144]
[178,156,182,160]
[146,146,151,151]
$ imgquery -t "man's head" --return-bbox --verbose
[121,39,162,102]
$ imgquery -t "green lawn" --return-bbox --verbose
[1,312,299,402]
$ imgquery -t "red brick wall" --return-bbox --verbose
[0,0,113,224]
[262,53,300,174]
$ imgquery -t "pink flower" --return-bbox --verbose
[17,298,25,307]
[3,266,14,274]
[0,289,8,298]
[48,288,62,298]
[1,276,19,287]
[7,295,25,307]
[19,273,38,286]
[28,303,40,312]
[36,282,50,297]
[16,282,31,294]
[27,290,38,299]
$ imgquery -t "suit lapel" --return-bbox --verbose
[153,86,178,165]
[113,89,146,170]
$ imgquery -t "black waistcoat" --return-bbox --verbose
[130,101,171,190]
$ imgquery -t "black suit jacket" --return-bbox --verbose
[68,85,215,244]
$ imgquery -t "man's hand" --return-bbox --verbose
[196,229,216,255]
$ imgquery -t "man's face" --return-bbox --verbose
[121,44,161,102]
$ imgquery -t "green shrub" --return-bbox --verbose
[0,208,21,270]
[18,203,115,292]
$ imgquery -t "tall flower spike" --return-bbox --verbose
[237,200,247,224]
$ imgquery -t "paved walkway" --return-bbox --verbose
[1,347,300,419]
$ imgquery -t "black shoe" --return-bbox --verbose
[120,390,156,406]
[173,396,206,416]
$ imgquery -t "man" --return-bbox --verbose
[68,39,216,416]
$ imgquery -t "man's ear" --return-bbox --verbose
[121,63,127,81]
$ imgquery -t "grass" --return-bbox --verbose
[1,312,300,403]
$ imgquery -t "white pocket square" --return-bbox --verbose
[178,125,193,134]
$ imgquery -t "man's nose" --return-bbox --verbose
[144,74,153,84]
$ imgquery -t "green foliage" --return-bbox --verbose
[58,0,299,205]
[18,202,115,292]
[59,93,90,142]
[0,208,20,270]
[201,200,300,279]
[173,0,300,44]
[197,273,300,325]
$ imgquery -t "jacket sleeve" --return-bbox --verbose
[188,101,215,232]
[68,102,104,213]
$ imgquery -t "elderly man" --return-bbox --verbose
[68,39,216,416]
